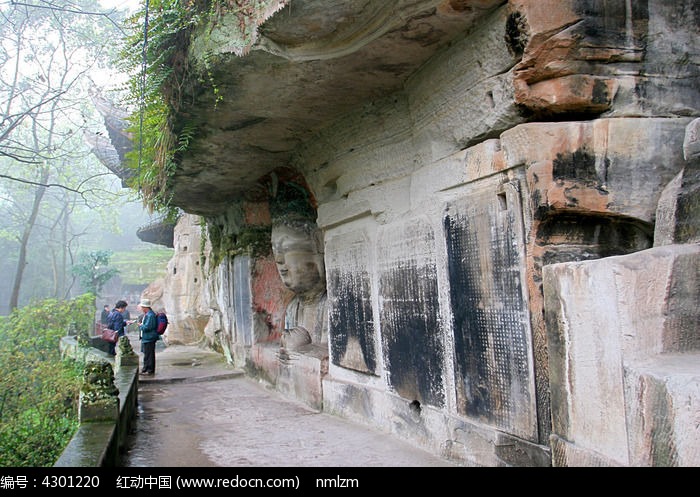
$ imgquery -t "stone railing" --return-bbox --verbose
[54,335,140,467]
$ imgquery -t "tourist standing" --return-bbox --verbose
[106,300,128,356]
[100,304,110,327]
[138,299,159,375]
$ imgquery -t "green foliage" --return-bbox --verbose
[235,225,272,258]
[71,251,120,297]
[118,0,286,216]
[119,0,205,217]
[0,294,95,467]
[269,181,317,223]
[206,221,271,270]
[111,246,173,285]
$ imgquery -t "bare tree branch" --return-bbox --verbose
[0,172,84,193]
[8,0,129,34]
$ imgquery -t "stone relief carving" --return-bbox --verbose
[270,215,328,352]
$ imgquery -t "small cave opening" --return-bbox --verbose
[409,400,422,418]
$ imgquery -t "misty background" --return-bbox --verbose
[0,0,173,316]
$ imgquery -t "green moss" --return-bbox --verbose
[80,362,119,403]
[201,204,272,270]
[120,0,288,216]
[234,225,272,258]
[207,223,271,270]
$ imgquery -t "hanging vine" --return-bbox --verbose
[118,0,287,218]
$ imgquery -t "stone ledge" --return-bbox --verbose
[248,342,328,411]
[53,422,117,468]
[54,336,139,467]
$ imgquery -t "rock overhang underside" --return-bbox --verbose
[168,0,507,216]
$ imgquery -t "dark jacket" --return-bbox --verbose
[140,310,160,343]
[107,309,126,336]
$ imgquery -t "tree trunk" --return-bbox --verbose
[9,167,49,310]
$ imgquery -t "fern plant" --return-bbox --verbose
[117,0,288,218]
[118,0,203,218]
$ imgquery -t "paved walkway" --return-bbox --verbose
[121,332,458,468]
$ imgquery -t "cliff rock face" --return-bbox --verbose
[142,214,209,347]
[149,0,699,466]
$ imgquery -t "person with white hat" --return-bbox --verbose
[138,298,159,375]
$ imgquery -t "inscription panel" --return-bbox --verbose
[233,255,253,346]
[327,231,377,374]
[444,181,537,440]
[378,220,445,408]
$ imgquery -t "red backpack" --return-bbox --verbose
[156,312,169,335]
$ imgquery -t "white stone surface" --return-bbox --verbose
[544,244,700,466]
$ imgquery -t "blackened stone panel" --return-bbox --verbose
[378,220,445,408]
[234,255,253,347]
[327,231,377,374]
[445,181,537,441]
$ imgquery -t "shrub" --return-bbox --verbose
[0,294,94,467]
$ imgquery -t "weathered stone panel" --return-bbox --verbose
[326,231,377,375]
[298,94,416,203]
[625,354,700,467]
[512,0,700,118]
[658,119,700,246]
[408,4,523,157]
[378,220,445,408]
[633,0,700,117]
[233,256,253,347]
[444,180,537,441]
[544,244,700,466]
[502,118,691,223]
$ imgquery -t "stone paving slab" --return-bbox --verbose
[123,333,458,468]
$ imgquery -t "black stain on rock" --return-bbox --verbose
[553,149,598,184]
[444,202,533,430]
[591,79,610,105]
[329,269,377,374]
[505,11,529,58]
[380,263,445,408]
